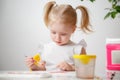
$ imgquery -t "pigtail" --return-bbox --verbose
[43,1,56,27]
[76,6,91,32]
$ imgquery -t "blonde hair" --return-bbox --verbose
[43,1,91,33]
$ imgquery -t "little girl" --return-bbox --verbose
[25,1,91,71]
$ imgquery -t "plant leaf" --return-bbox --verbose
[114,5,120,12]
[104,12,111,19]
[108,0,112,2]
[80,0,95,2]
[111,11,118,19]
[90,0,95,2]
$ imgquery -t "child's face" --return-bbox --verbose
[49,22,75,46]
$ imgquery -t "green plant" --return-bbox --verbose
[104,0,120,19]
[80,0,120,19]
[80,0,95,2]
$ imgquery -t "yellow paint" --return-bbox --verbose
[33,53,40,65]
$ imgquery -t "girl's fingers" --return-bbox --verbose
[57,62,71,71]
[39,61,46,65]
[60,66,67,71]
[27,63,32,67]
[26,57,34,63]
[25,57,35,67]
[57,64,65,70]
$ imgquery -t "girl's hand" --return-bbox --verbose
[25,57,35,68]
[57,61,75,71]
[38,61,46,70]
[25,57,46,71]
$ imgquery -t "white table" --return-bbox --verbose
[0,71,102,80]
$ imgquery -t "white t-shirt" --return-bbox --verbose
[41,40,86,71]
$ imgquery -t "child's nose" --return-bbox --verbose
[55,34,61,41]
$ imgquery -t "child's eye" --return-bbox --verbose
[51,31,56,34]
[61,33,67,36]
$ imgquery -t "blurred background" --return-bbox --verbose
[0,0,120,77]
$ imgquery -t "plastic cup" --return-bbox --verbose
[73,55,96,79]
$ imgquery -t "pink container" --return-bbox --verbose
[106,39,120,70]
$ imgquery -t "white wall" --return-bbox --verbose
[0,0,120,77]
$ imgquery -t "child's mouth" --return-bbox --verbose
[56,41,62,45]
